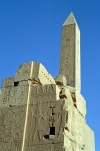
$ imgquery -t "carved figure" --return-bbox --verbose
[58,107,68,140]
[33,109,47,141]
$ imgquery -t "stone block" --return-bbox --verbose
[0,87,10,107]
[15,62,32,82]
[29,84,60,105]
[75,91,86,117]
[32,62,55,85]
[61,88,73,117]
[71,107,86,148]
[59,87,68,99]
[59,13,81,92]
[69,86,86,117]
[65,132,74,142]
[64,135,73,151]
[58,87,74,133]
[0,85,29,107]
[84,124,95,151]
[24,98,68,148]
[15,62,55,85]
[54,74,67,86]
[0,105,26,150]
[2,76,14,88]
[0,90,1,103]
[25,143,64,151]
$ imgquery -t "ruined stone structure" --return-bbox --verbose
[0,13,95,151]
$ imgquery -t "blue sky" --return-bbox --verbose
[0,0,100,150]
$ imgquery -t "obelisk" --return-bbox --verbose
[59,12,81,92]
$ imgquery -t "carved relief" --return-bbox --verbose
[0,105,26,150]
[58,106,68,140]
[25,101,51,145]
[48,102,60,139]
[33,108,47,141]
[29,143,64,151]
[9,85,29,106]
[30,84,59,106]
[60,20,80,91]
[0,13,95,151]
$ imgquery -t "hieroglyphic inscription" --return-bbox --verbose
[1,85,29,107]
[15,62,32,82]
[33,108,47,141]
[60,22,80,92]
[29,143,64,151]
[0,105,26,150]
[24,95,67,149]
[24,102,51,146]
[9,85,29,105]
[60,24,75,88]
[25,102,51,144]
[29,84,60,105]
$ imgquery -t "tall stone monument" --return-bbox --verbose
[59,12,80,92]
[0,13,95,151]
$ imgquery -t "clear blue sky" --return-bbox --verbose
[0,0,100,150]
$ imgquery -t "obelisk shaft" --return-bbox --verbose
[59,12,81,92]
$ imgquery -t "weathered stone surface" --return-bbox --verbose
[29,84,60,104]
[24,98,67,149]
[84,124,95,151]
[15,62,55,85]
[0,105,27,151]
[0,85,29,107]
[2,76,15,88]
[59,12,81,92]
[0,12,95,151]
[71,107,86,148]
[69,86,86,117]
[32,62,55,85]
[25,143,64,151]
[54,74,67,86]
[0,90,1,102]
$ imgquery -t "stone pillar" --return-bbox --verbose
[59,12,81,92]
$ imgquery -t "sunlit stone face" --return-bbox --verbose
[59,13,81,92]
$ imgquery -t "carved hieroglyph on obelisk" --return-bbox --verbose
[59,12,81,92]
